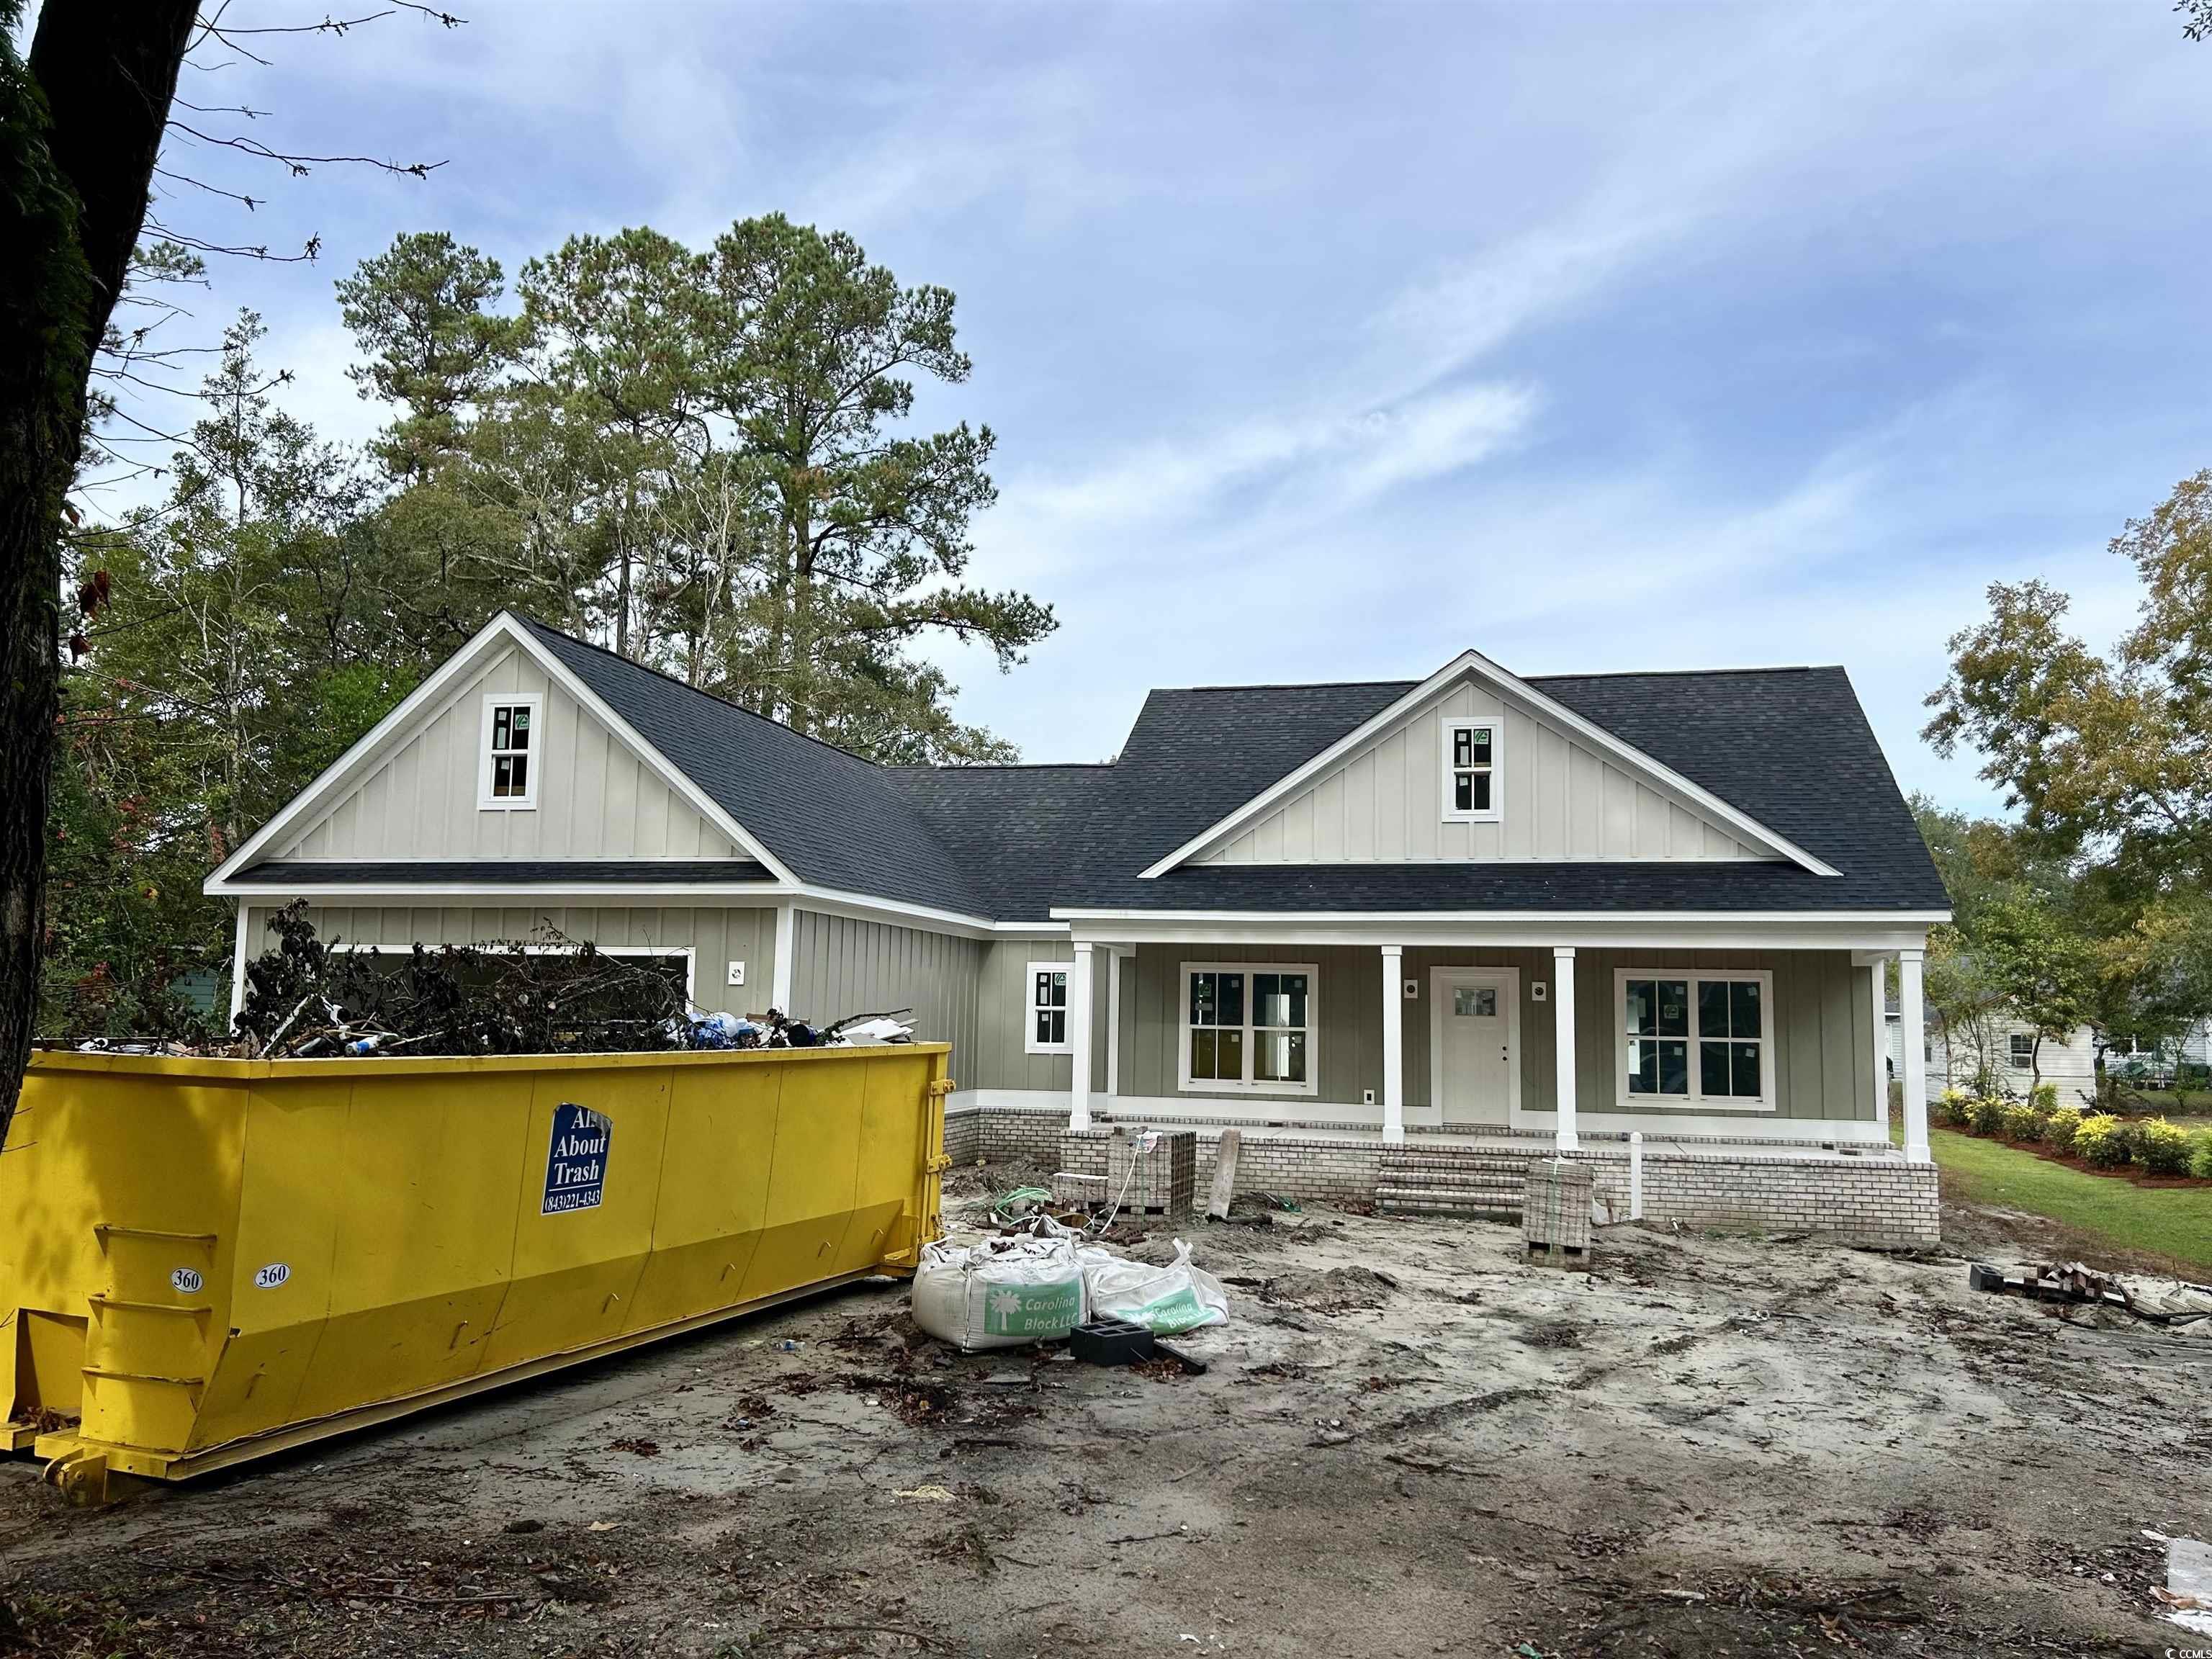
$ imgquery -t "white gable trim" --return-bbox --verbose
[1136,649,1840,880]
[204,612,801,894]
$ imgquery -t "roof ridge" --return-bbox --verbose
[1529,664,1827,682]
[1152,664,1833,695]
[510,611,889,771]
[890,761,1118,773]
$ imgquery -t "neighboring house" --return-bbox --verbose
[1898,1011,2212,1105]
[1925,1017,2100,1106]
[205,612,1953,1243]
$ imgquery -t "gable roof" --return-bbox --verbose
[215,613,1948,924]
[1136,649,1836,878]
[515,618,990,916]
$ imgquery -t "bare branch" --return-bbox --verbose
[165,120,446,180]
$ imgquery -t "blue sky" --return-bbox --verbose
[96,1,2212,810]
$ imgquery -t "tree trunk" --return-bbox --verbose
[0,3,197,1150]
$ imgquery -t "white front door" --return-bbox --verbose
[1431,968,1519,1126]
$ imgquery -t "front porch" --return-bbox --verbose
[957,920,1941,1246]
[1030,927,1935,1161]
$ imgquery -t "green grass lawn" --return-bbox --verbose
[2110,1087,2212,1118]
[1930,1126,2212,1275]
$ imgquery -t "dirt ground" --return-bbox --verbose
[2,1168,2208,1658]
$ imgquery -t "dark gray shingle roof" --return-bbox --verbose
[465,621,1948,922]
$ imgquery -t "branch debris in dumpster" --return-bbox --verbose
[67,902,922,1058]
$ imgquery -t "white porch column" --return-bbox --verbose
[1553,946,1579,1153]
[1105,947,1125,1098]
[1899,946,1930,1164]
[1069,942,1096,1132]
[1868,958,1888,1128]
[1380,944,1406,1145]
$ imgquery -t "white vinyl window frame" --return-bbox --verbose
[1440,716,1501,824]
[1612,966,1776,1112]
[478,692,544,811]
[1177,961,1320,1097]
[1024,961,1072,1055]
[2009,1033,2036,1069]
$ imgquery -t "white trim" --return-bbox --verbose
[1177,961,1321,1097]
[958,1088,1897,1146]
[1899,947,1930,1163]
[203,871,1071,941]
[1024,959,1074,1055]
[1426,965,1522,1128]
[1060,907,1946,926]
[771,903,795,1012]
[1136,648,1841,878]
[1381,944,1406,1144]
[1069,943,1095,1130]
[229,904,251,1025]
[1105,947,1125,1097]
[476,692,543,811]
[1439,716,1501,824]
[1611,966,1777,1112]
[1061,912,1942,954]
[775,884,1061,940]
[1867,958,1887,1126]
[1552,944,1578,1151]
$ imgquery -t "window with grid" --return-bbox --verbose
[1621,971,1770,1106]
[480,696,541,809]
[1442,719,1498,822]
[1025,963,1070,1054]
[2009,1033,2036,1067]
[1182,965,1316,1094]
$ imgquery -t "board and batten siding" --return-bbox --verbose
[1197,678,1765,866]
[282,644,739,862]
[968,940,1110,1094]
[250,904,778,1008]
[786,912,982,1082]
[1118,944,1876,1123]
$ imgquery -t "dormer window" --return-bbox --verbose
[1442,718,1499,822]
[480,693,541,810]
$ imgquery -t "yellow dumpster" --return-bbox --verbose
[1,1043,951,1496]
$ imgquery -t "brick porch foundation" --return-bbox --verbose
[942,1100,1941,1249]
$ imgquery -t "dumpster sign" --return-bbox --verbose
[542,1104,611,1215]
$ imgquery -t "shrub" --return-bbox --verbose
[2190,1132,2212,1181]
[2140,1118,2193,1177]
[2000,1102,2045,1143]
[2029,1080,2059,1115]
[2046,1106,2085,1154]
[1938,1087,1974,1128]
[2074,1113,2129,1168]
[1969,1094,2009,1136]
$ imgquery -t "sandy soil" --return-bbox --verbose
[1,1177,2206,1658]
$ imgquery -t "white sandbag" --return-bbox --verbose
[911,1233,1086,1352]
[1079,1238,1229,1335]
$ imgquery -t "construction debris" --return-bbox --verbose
[1523,1158,1594,1269]
[1206,1128,1241,1220]
[87,902,919,1061]
[1969,1259,2212,1328]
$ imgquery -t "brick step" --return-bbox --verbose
[1380,1185,1521,1212]
[1375,1186,1523,1220]
[1373,1169,1525,1196]
[1377,1161,1533,1184]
